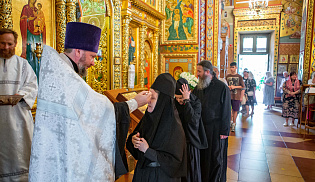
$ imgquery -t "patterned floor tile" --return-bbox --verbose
[288,148,315,159]
[264,146,291,156]
[266,154,296,165]
[270,173,304,182]
[238,169,271,182]
[268,162,302,177]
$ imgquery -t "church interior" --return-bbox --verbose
[1,0,315,181]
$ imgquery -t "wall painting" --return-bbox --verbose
[162,0,198,44]
[12,0,55,79]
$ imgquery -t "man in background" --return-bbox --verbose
[0,28,38,181]
[193,60,231,182]
[226,62,244,132]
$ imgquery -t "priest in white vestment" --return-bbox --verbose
[29,22,150,182]
[0,29,38,181]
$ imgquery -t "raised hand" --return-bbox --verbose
[180,84,191,100]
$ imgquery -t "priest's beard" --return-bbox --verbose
[78,54,87,77]
[0,47,15,59]
[197,74,211,90]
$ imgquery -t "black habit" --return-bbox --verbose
[126,73,187,182]
[193,77,231,182]
[175,93,208,182]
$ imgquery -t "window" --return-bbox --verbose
[240,34,269,54]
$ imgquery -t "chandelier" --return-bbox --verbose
[249,0,268,14]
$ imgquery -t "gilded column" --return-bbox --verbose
[113,0,122,89]
[139,24,147,88]
[66,0,76,23]
[56,0,66,53]
[122,15,131,88]
[0,0,13,29]
[153,30,159,80]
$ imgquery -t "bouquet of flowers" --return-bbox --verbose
[179,72,199,90]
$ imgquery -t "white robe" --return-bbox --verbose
[0,55,38,182]
[29,45,117,182]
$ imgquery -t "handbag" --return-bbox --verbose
[247,91,254,96]
[241,94,248,105]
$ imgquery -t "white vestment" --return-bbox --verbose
[0,55,38,182]
[29,46,116,182]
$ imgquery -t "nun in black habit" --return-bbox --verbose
[174,78,208,182]
[126,73,187,182]
[193,60,231,182]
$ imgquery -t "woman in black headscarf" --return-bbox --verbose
[174,78,208,182]
[126,73,187,182]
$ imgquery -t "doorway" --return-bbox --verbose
[238,33,270,103]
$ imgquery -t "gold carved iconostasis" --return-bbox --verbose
[121,0,164,89]
[6,0,165,92]
[77,0,112,92]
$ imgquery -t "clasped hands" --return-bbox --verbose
[132,132,149,153]
[288,91,298,96]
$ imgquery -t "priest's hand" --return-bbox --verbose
[180,84,191,100]
[220,135,228,139]
[132,132,141,148]
[138,138,149,153]
[134,91,151,108]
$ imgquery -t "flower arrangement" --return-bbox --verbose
[179,72,199,90]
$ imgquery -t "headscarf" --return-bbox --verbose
[248,71,254,80]
[286,75,300,92]
[175,78,189,95]
[265,71,272,80]
[126,73,186,177]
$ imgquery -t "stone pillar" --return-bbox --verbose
[0,0,13,29]
[122,15,131,88]
[139,24,147,88]
[56,0,66,53]
[153,30,159,80]
[66,0,76,23]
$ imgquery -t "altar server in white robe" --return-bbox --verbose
[0,28,38,182]
[29,22,150,182]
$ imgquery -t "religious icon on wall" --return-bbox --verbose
[279,55,288,63]
[129,28,136,65]
[288,64,298,73]
[278,64,287,74]
[162,0,198,44]
[144,56,150,88]
[280,0,302,38]
[20,0,46,79]
[290,55,299,63]
[173,66,184,80]
[221,19,230,38]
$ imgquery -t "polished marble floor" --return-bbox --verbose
[117,104,315,182]
[227,104,315,182]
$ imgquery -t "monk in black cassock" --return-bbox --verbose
[174,78,208,182]
[193,60,231,182]
[126,73,187,182]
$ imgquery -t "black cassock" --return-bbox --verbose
[193,77,231,182]
[126,92,186,182]
[114,102,131,179]
[175,94,208,182]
